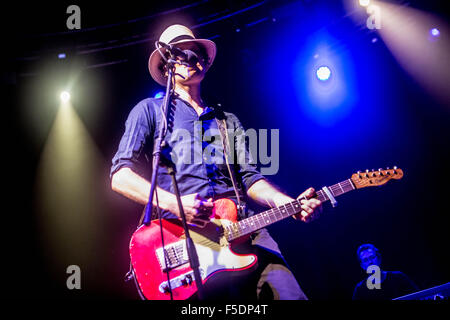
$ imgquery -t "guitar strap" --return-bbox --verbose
[215,115,246,219]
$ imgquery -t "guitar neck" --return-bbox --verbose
[225,179,355,241]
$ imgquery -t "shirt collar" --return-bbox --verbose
[200,106,215,119]
[173,94,216,120]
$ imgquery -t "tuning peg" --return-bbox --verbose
[365,169,369,177]
[357,170,362,178]
[393,166,398,174]
[378,168,384,176]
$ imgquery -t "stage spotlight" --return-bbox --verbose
[316,66,331,81]
[365,1,450,104]
[36,100,104,274]
[430,28,440,37]
[154,91,165,99]
[359,0,370,7]
[60,91,71,103]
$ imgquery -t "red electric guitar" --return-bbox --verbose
[129,167,403,300]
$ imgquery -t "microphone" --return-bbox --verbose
[157,41,187,59]
[156,41,200,67]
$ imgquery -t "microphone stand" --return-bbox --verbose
[143,46,205,300]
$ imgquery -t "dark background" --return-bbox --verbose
[2,0,449,300]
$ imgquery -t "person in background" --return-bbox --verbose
[352,243,418,300]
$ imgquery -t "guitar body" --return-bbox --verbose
[129,198,257,300]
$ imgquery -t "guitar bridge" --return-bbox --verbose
[155,240,189,271]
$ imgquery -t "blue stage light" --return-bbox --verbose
[154,91,165,99]
[316,66,331,81]
[291,30,358,127]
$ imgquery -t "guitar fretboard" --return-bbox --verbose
[225,179,355,241]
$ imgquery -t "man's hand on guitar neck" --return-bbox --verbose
[274,187,322,223]
[248,180,322,223]
[293,187,323,223]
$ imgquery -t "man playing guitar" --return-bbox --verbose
[110,24,322,300]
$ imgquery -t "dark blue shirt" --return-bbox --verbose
[111,97,266,220]
[352,271,418,300]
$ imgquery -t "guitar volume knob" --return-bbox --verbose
[182,274,193,285]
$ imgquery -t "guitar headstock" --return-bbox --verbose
[351,167,403,189]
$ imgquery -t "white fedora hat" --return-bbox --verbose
[148,24,217,86]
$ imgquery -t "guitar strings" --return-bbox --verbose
[226,179,355,240]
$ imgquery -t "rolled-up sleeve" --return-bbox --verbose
[229,113,266,191]
[110,99,155,178]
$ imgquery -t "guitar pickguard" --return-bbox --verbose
[129,199,257,300]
